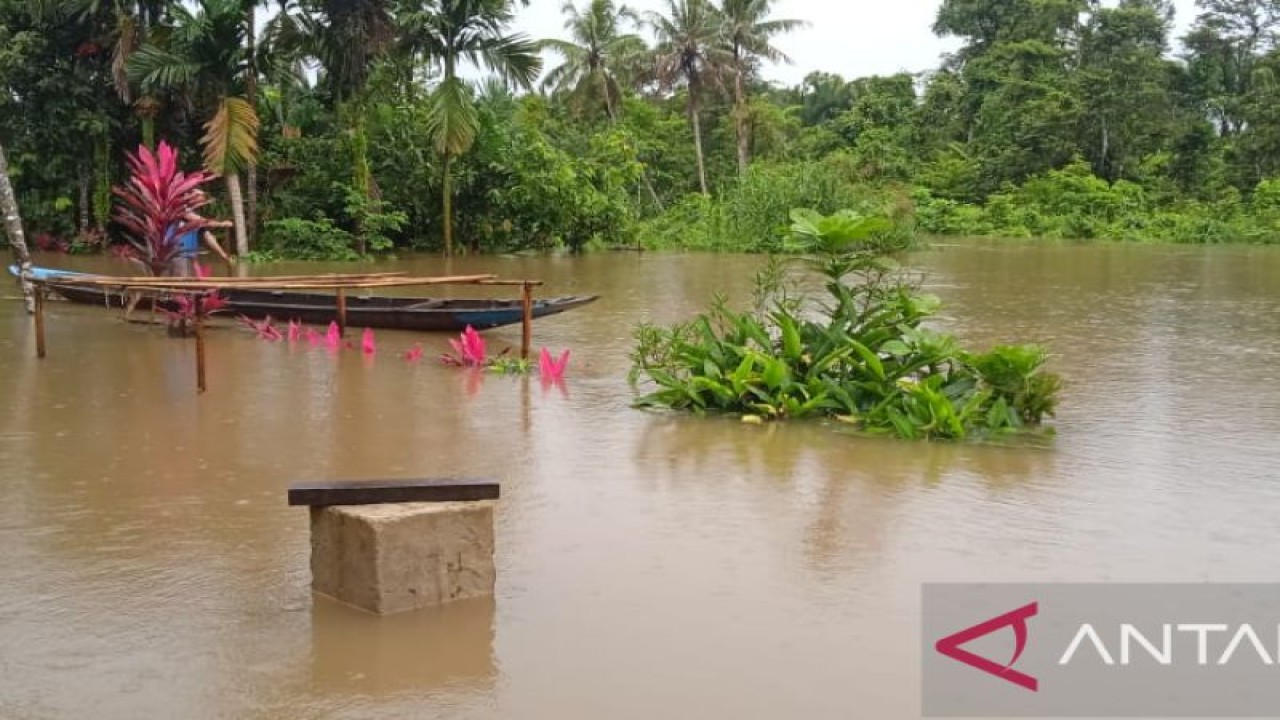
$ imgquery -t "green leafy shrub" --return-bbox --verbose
[636,157,916,252]
[630,209,1062,441]
[913,159,1280,244]
[260,217,360,261]
[343,186,407,254]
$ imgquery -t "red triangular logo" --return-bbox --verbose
[935,602,1039,691]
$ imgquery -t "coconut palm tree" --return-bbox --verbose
[542,0,645,121]
[0,141,35,313]
[400,0,541,256]
[719,0,805,174]
[646,0,728,195]
[127,0,260,256]
[544,0,663,208]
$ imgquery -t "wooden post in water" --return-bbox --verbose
[33,281,45,359]
[336,288,347,337]
[194,295,207,393]
[521,282,533,360]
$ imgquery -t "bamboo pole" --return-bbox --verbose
[33,282,45,359]
[50,276,503,294]
[521,281,533,361]
[50,271,412,285]
[336,288,347,337]
[51,273,497,290]
[194,295,206,393]
[478,279,545,287]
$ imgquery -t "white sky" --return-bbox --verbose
[514,0,1203,86]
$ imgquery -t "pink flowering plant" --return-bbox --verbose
[441,325,571,379]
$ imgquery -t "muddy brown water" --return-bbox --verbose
[0,241,1278,719]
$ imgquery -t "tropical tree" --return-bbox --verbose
[543,0,664,208]
[127,0,259,256]
[792,71,855,126]
[0,141,35,312]
[264,0,397,214]
[646,0,728,195]
[719,0,804,174]
[542,0,645,121]
[1078,0,1175,181]
[400,0,541,256]
[242,0,268,243]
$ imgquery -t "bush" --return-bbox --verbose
[916,160,1280,244]
[260,217,359,261]
[636,157,916,252]
[630,209,1061,441]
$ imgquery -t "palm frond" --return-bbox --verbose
[426,77,480,156]
[127,45,200,92]
[201,96,261,174]
[477,33,543,89]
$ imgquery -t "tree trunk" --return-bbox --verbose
[246,165,258,246]
[734,65,750,176]
[443,150,454,257]
[94,134,111,232]
[78,164,91,233]
[225,172,249,257]
[0,142,35,313]
[244,3,258,246]
[689,89,709,195]
[349,104,371,255]
[1100,116,1110,180]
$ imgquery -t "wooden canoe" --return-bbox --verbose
[13,266,599,332]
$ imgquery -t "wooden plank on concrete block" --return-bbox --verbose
[288,478,499,507]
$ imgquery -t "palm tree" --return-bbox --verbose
[242,0,268,244]
[0,141,35,313]
[400,0,541,256]
[542,0,645,121]
[265,0,396,208]
[544,0,663,208]
[128,0,260,256]
[646,0,728,195]
[719,0,804,174]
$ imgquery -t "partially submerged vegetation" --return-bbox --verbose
[630,209,1062,441]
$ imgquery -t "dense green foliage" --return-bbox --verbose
[630,209,1062,440]
[4,0,1280,255]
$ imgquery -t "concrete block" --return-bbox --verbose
[309,500,495,614]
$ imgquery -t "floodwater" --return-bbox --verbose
[0,240,1278,719]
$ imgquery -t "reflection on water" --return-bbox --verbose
[0,242,1278,718]
[309,596,495,696]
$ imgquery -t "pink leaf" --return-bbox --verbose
[460,325,486,366]
[111,142,216,276]
[538,347,570,381]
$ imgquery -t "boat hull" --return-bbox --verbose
[25,270,598,332]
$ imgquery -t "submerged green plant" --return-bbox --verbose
[630,208,1062,441]
[489,356,533,375]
